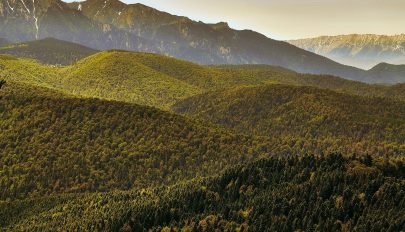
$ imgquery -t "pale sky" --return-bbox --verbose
[64,0,405,40]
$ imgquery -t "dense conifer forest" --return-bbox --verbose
[1,154,404,231]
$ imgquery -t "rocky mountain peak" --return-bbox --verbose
[210,22,230,30]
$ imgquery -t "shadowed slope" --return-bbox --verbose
[0,38,98,65]
[174,84,405,155]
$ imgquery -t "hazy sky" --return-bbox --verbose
[64,0,405,40]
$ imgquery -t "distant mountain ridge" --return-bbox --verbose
[289,34,405,69]
[0,0,404,83]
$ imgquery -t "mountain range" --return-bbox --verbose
[0,0,404,83]
[289,34,405,69]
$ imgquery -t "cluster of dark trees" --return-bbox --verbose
[2,154,404,231]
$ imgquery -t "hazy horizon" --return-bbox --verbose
[63,0,405,40]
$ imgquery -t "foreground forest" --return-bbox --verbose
[1,154,404,231]
[0,49,404,231]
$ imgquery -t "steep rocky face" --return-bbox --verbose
[0,0,152,50]
[68,0,250,63]
[289,34,405,69]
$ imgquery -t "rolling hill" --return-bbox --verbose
[216,65,405,100]
[289,34,405,69]
[59,51,204,109]
[2,50,405,110]
[366,63,405,84]
[2,154,404,231]
[174,84,405,155]
[0,38,98,65]
[0,81,270,201]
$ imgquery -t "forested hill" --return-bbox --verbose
[366,63,405,84]
[2,154,404,231]
[0,38,98,65]
[2,51,405,111]
[0,82,270,200]
[174,84,405,156]
[216,65,405,101]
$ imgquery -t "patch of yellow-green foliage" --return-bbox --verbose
[1,50,405,111]
[59,51,203,110]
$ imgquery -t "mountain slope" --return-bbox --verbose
[174,84,405,155]
[2,0,401,83]
[0,38,98,65]
[0,81,269,200]
[68,0,369,81]
[2,154,404,231]
[289,34,405,69]
[0,0,151,50]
